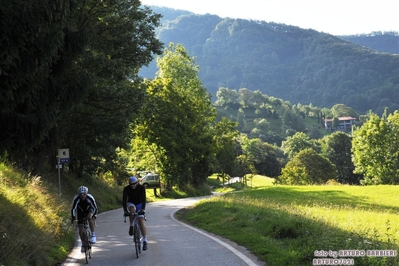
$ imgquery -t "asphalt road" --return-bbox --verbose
[62,196,265,266]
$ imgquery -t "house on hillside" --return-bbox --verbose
[324,116,357,131]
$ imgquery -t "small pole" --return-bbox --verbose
[57,156,61,198]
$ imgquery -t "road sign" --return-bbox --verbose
[58,149,70,164]
[60,158,70,163]
[57,148,70,198]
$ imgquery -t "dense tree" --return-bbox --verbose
[320,132,361,184]
[352,111,399,184]
[135,43,216,189]
[330,104,359,118]
[214,87,239,107]
[1,0,75,158]
[238,88,254,108]
[281,109,306,132]
[211,117,240,182]
[250,118,270,139]
[236,108,246,131]
[127,137,160,175]
[277,148,337,185]
[240,136,281,177]
[1,0,163,174]
[281,132,319,159]
[58,0,163,177]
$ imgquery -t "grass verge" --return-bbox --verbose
[0,162,211,265]
[177,176,399,266]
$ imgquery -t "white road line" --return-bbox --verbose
[171,209,259,266]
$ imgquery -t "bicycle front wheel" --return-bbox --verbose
[133,224,140,258]
[87,232,92,260]
[83,231,90,263]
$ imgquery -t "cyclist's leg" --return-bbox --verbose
[77,209,87,252]
[127,202,136,235]
[88,217,96,243]
[138,216,147,238]
[137,206,148,250]
[138,216,148,250]
[78,224,85,242]
[78,223,86,253]
[88,217,95,232]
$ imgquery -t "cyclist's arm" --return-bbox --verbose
[71,195,79,221]
[122,187,128,213]
[87,194,98,216]
[141,186,146,211]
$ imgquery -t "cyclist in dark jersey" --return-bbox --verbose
[71,186,98,253]
[122,176,148,250]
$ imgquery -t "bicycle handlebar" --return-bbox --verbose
[74,217,93,221]
[73,216,97,228]
[123,212,146,223]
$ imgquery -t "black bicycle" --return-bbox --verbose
[74,218,92,264]
[124,212,144,258]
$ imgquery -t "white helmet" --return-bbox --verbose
[77,186,88,194]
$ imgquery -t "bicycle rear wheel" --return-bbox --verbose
[133,224,140,258]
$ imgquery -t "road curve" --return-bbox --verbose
[62,196,266,266]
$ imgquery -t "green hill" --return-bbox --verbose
[141,6,399,115]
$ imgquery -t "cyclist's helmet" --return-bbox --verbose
[129,176,138,183]
[78,186,88,194]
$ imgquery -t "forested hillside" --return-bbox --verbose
[141,6,399,115]
[339,31,399,54]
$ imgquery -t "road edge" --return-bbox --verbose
[171,209,267,266]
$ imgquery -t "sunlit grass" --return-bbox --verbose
[0,163,125,266]
[0,163,71,266]
[178,182,399,265]
[5,158,398,266]
[0,162,212,266]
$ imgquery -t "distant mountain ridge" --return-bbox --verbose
[339,32,399,54]
[142,6,399,115]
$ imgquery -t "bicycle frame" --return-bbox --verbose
[74,218,92,264]
[124,213,143,258]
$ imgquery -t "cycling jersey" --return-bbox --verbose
[71,193,98,221]
[122,184,146,213]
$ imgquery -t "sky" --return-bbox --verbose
[140,0,399,36]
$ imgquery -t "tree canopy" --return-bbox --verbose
[320,132,360,184]
[1,0,163,174]
[133,43,216,189]
[352,111,399,184]
[277,148,337,185]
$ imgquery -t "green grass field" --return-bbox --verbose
[3,160,399,266]
[177,175,399,266]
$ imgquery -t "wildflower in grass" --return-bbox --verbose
[363,240,372,245]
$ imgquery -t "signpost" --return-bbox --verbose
[57,149,70,198]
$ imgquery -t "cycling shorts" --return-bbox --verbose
[127,202,145,217]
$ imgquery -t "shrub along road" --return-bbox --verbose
[62,196,264,266]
